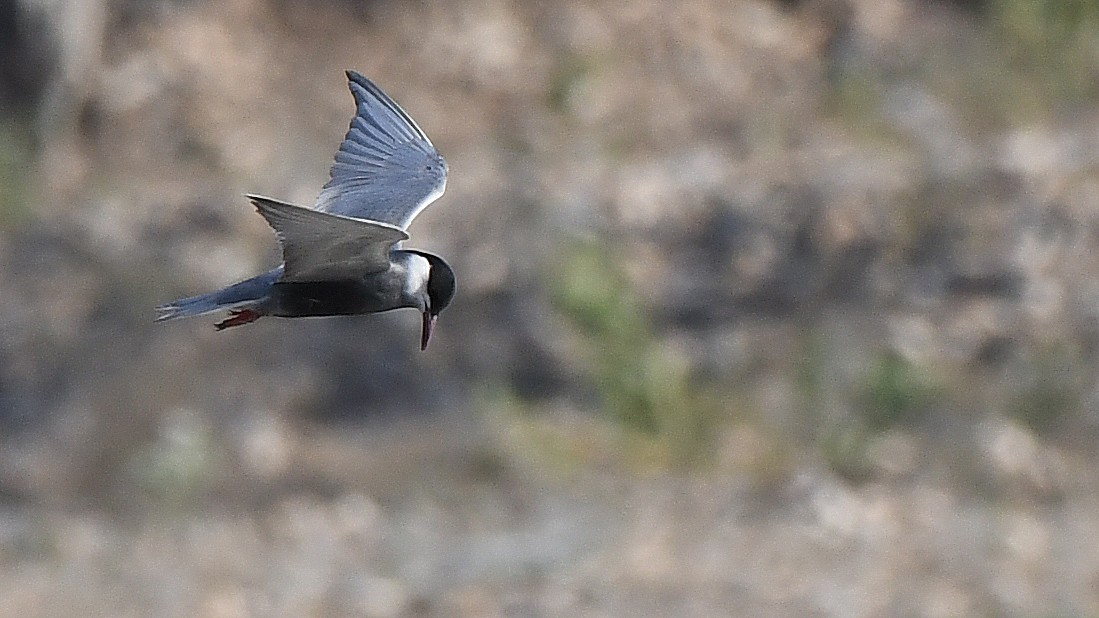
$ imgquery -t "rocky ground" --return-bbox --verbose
[2,0,1099,615]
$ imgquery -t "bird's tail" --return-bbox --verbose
[155,267,282,322]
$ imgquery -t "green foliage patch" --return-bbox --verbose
[550,239,719,468]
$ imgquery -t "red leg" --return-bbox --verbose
[215,309,262,330]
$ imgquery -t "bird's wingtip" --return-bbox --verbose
[154,305,178,322]
[345,70,369,88]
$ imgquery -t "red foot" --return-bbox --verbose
[215,309,262,330]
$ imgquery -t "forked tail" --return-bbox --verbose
[156,267,282,322]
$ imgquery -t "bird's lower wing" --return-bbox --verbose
[248,194,408,281]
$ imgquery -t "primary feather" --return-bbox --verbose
[314,71,448,230]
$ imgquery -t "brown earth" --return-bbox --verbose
[1,0,1098,615]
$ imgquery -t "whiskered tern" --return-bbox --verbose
[157,71,455,350]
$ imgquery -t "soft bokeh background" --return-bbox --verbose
[2,0,1099,615]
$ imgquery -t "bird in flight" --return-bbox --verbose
[157,71,455,350]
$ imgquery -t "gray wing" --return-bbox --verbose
[314,71,448,231]
[250,195,408,282]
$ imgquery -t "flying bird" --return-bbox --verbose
[156,71,455,350]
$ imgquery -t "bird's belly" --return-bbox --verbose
[270,279,398,317]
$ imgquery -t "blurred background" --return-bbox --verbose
[2,0,1099,615]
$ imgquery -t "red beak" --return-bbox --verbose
[420,311,437,351]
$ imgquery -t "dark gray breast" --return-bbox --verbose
[269,269,408,317]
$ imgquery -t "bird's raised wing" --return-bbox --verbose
[314,71,447,231]
[250,195,408,282]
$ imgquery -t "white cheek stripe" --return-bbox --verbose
[404,254,432,298]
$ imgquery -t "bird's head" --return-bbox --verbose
[407,251,456,351]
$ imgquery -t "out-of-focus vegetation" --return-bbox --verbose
[0,120,33,227]
[992,0,1099,103]
[550,239,719,467]
[3,0,1099,615]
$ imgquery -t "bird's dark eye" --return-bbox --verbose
[426,165,433,171]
